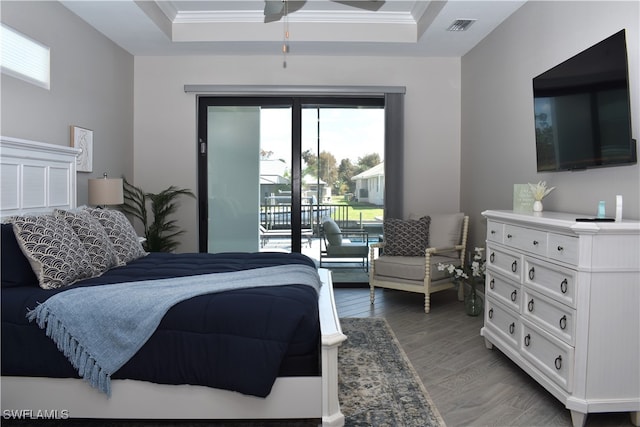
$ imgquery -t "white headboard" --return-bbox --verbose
[0,136,80,218]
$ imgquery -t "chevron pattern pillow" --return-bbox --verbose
[87,208,147,264]
[383,216,431,257]
[11,214,96,289]
[55,209,119,274]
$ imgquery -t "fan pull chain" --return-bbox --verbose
[282,0,289,68]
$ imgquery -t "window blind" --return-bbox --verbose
[1,24,50,90]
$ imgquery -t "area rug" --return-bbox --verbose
[338,317,446,427]
[3,317,445,427]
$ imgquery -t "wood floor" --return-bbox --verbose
[334,285,636,427]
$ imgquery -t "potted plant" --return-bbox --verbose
[437,247,486,316]
[120,178,195,252]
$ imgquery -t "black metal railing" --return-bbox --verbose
[260,204,364,234]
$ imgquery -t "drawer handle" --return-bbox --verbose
[509,322,515,335]
[511,260,518,273]
[532,240,539,246]
[528,267,535,280]
[555,355,563,370]
[490,279,495,289]
[560,279,568,294]
[510,290,517,302]
[507,234,513,239]
[559,315,567,330]
[488,308,493,319]
[527,299,534,312]
[490,252,495,263]
[557,246,564,252]
[490,230,496,235]
[524,334,531,346]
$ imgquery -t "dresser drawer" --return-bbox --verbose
[524,257,577,308]
[547,233,579,265]
[486,271,521,312]
[504,224,548,257]
[485,298,520,349]
[487,244,523,281]
[487,220,504,243]
[523,288,575,345]
[521,319,574,393]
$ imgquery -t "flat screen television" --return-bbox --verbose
[533,29,636,171]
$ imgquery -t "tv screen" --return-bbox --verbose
[533,29,636,171]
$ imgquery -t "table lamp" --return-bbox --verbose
[88,173,124,207]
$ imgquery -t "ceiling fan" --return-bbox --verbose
[264,0,385,23]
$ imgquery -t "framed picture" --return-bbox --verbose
[71,125,93,172]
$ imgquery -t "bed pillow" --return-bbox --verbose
[54,209,119,275]
[87,208,147,264]
[383,216,431,257]
[1,223,39,287]
[11,214,96,289]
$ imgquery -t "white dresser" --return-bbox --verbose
[481,210,640,427]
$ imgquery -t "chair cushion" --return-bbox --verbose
[374,254,460,282]
[327,242,368,256]
[322,218,342,246]
[383,216,430,256]
[410,213,464,249]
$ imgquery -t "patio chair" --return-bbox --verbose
[369,213,469,313]
[320,218,369,271]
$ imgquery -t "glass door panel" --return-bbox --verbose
[207,106,261,252]
[259,108,293,251]
[300,105,385,276]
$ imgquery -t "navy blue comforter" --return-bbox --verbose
[1,252,320,397]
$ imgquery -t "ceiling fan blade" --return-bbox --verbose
[332,0,385,12]
[264,0,307,23]
[264,0,284,20]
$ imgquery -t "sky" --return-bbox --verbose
[260,107,385,166]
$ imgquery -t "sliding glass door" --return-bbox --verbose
[197,96,388,282]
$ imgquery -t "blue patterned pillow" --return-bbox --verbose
[11,214,96,289]
[87,208,147,264]
[383,216,431,257]
[55,209,119,274]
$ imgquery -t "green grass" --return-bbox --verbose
[331,195,383,222]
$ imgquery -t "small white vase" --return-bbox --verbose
[533,200,543,212]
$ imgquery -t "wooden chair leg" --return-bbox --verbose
[424,293,431,313]
[369,285,375,304]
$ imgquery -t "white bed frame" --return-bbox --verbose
[0,136,347,426]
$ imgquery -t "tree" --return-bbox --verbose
[302,150,338,189]
[356,153,381,174]
[337,158,358,194]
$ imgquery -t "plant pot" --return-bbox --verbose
[533,200,543,212]
[465,287,483,317]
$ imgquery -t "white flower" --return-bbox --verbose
[528,181,556,201]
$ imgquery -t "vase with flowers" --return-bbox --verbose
[437,247,486,316]
[528,181,555,212]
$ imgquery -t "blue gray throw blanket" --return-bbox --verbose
[27,264,322,397]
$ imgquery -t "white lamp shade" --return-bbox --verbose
[88,178,124,206]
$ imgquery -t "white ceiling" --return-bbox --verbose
[60,0,527,57]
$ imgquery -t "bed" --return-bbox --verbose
[0,136,346,426]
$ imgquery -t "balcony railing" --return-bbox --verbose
[260,203,365,234]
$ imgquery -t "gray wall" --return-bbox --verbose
[133,56,462,252]
[461,1,640,249]
[0,1,134,206]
